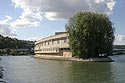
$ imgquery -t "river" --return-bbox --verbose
[0,55,125,83]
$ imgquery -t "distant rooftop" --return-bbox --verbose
[55,32,67,35]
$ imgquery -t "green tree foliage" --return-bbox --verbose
[0,35,34,49]
[113,45,125,49]
[65,12,115,58]
[0,35,34,55]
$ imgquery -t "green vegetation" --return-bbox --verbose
[66,12,115,59]
[113,45,125,49]
[0,35,34,55]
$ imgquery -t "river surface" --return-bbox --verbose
[0,55,125,83]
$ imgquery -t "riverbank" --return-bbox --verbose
[34,56,113,62]
[0,58,5,83]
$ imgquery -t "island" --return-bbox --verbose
[34,12,115,62]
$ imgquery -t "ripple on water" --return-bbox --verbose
[0,56,125,83]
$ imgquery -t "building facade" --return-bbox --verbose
[34,32,72,58]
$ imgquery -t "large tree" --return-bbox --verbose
[65,12,115,59]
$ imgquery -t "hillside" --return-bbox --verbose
[113,45,125,49]
[0,35,34,55]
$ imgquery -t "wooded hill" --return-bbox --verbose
[0,34,34,55]
[113,45,125,49]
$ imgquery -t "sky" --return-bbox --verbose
[0,0,125,45]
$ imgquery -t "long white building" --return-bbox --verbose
[34,32,72,58]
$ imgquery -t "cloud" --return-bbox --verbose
[3,15,12,22]
[1,0,115,37]
[0,19,16,36]
[10,9,42,28]
[11,19,40,28]
[114,35,125,45]
[12,0,116,21]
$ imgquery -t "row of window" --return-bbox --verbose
[39,39,67,46]
[60,48,70,50]
[40,48,59,52]
[35,48,70,52]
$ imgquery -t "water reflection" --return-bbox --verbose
[0,55,125,83]
[111,55,125,63]
[67,62,115,83]
[110,55,125,83]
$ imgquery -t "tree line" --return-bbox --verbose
[0,35,34,55]
[113,45,125,49]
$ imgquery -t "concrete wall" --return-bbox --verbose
[63,51,72,57]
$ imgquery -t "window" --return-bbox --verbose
[57,40,60,44]
[41,43,43,46]
[56,48,59,52]
[52,40,54,44]
[64,39,67,43]
[42,43,44,46]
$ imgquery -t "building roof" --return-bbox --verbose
[35,32,68,44]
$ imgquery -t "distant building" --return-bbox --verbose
[17,49,29,52]
[34,32,72,58]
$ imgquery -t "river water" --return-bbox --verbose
[0,55,125,83]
